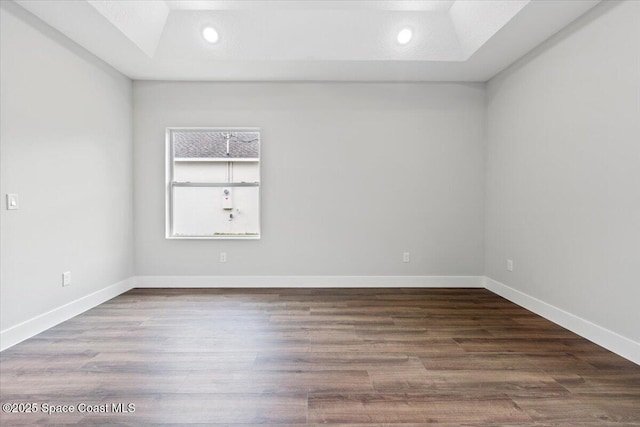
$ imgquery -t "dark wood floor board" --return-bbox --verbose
[419,352,541,371]
[79,351,256,374]
[0,412,86,426]
[307,393,531,424]
[355,326,494,339]
[454,337,603,354]
[93,372,195,396]
[486,326,582,339]
[392,316,522,328]
[99,393,308,424]
[158,336,311,353]
[0,351,100,375]
[0,371,107,399]
[308,338,465,355]
[35,321,145,335]
[522,353,601,373]
[511,315,568,329]
[270,314,396,327]
[309,307,426,316]
[588,393,640,423]
[1,288,638,426]
[1,337,169,357]
[178,369,373,394]
[512,394,640,424]
[252,352,414,372]
[575,353,640,371]
[60,314,151,324]
[307,328,360,343]
[369,367,570,398]
[550,371,640,395]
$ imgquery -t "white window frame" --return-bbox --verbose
[165,127,261,239]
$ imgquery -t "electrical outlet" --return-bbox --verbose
[62,271,71,287]
[403,252,410,263]
[219,252,227,263]
[507,259,514,272]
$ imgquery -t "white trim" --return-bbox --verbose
[0,277,136,351]
[174,158,259,162]
[484,277,640,365]
[167,127,260,131]
[135,275,485,288]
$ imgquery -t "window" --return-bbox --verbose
[166,128,261,239]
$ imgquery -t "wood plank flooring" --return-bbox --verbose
[1,288,638,426]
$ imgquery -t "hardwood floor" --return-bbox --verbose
[1,288,638,426]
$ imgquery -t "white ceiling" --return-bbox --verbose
[14,0,600,82]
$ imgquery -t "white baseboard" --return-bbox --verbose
[134,275,485,288]
[0,277,136,351]
[484,277,640,365]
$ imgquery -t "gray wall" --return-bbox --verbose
[485,0,640,342]
[134,82,486,276]
[0,3,134,329]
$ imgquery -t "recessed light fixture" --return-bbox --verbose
[202,26,219,44]
[397,28,413,45]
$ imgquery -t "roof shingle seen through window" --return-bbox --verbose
[173,131,259,159]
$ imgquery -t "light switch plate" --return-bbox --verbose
[6,194,19,210]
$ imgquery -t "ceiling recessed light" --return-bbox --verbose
[202,26,219,44]
[397,28,413,45]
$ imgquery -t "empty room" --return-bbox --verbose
[1,0,639,425]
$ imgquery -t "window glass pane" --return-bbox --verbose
[173,131,259,159]
[172,186,260,237]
